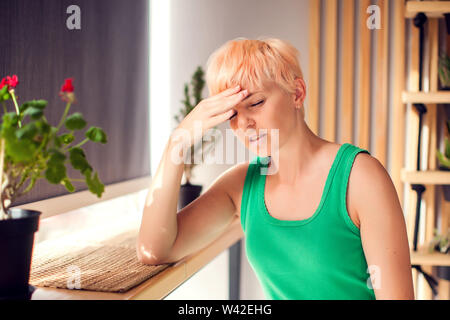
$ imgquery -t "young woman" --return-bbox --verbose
[137,37,415,300]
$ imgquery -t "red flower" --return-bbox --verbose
[0,77,7,89]
[61,78,74,93]
[0,75,19,90]
[7,75,19,88]
[59,78,76,103]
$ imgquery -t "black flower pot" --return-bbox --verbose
[178,182,202,210]
[445,14,450,35]
[438,166,450,201]
[0,208,41,300]
[434,265,450,281]
[442,103,450,120]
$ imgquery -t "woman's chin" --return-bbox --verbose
[248,145,270,157]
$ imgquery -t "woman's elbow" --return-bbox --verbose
[135,240,165,266]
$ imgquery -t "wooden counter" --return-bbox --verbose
[31,217,244,300]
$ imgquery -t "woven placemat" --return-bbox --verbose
[29,228,174,293]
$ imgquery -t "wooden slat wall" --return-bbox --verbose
[308,0,405,201]
[324,0,338,142]
[358,0,372,150]
[307,0,321,134]
[309,0,432,300]
[340,0,355,143]
[308,0,400,176]
[374,0,389,167]
[308,0,448,300]
[391,0,406,212]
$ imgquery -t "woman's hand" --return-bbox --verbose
[173,85,248,148]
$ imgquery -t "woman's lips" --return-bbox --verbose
[249,133,267,143]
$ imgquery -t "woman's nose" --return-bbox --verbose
[236,110,255,130]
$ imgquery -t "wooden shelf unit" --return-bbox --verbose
[411,250,450,267]
[402,91,450,104]
[403,0,450,300]
[401,169,450,185]
[405,1,450,18]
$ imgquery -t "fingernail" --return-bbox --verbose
[235,85,240,89]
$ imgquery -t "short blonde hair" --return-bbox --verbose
[205,37,304,99]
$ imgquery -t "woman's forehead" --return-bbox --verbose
[240,79,274,93]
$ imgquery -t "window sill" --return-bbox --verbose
[14,176,152,220]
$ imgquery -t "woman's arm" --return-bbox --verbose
[348,153,415,300]
[137,85,249,265]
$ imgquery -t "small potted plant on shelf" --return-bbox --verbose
[428,228,450,281]
[436,120,450,201]
[438,51,450,90]
[0,75,107,300]
[173,66,215,210]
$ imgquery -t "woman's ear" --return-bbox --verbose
[293,77,306,109]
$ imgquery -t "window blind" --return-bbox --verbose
[0,0,150,205]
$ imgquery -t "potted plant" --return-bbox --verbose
[438,51,450,90]
[436,120,450,201]
[173,66,215,210]
[0,75,107,300]
[428,228,450,281]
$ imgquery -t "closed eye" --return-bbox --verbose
[229,100,264,121]
[251,100,264,107]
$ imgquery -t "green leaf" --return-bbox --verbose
[69,147,92,174]
[84,169,105,198]
[1,114,36,162]
[45,161,66,184]
[48,150,66,164]
[65,112,86,130]
[0,85,8,99]
[5,139,36,162]
[45,150,67,183]
[34,120,51,134]
[19,102,30,113]
[62,178,75,192]
[0,85,7,95]
[2,112,19,127]
[31,100,48,109]
[85,126,107,144]
[437,150,450,169]
[19,100,47,113]
[15,123,38,140]
[23,106,43,119]
[59,133,74,145]
[445,137,450,158]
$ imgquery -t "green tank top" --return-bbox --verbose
[240,143,376,300]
